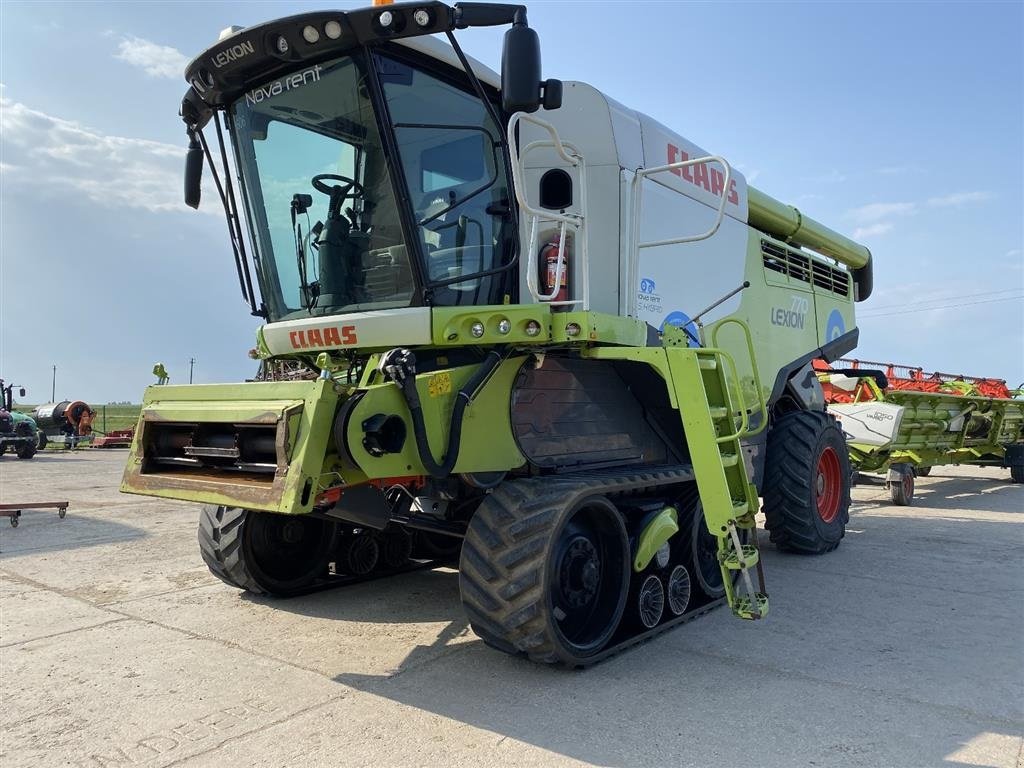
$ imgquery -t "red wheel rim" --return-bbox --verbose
[815,447,842,523]
[903,473,913,499]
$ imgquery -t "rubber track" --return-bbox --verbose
[198,505,264,594]
[460,466,712,667]
[761,411,850,554]
[198,505,440,597]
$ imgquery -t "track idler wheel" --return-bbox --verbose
[197,506,336,596]
[337,530,380,576]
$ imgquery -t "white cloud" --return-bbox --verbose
[925,190,993,207]
[0,94,213,215]
[846,201,917,224]
[115,36,188,80]
[875,165,911,175]
[852,222,893,239]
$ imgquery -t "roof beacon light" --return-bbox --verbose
[413,9,432,27]
[324,20,343,40]
[302,25,320,44]
[275,35,289,54]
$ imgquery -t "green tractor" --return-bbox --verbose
[0,380,41,459]
[122,1,873,665]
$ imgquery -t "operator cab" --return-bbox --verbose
[181,2,561,322]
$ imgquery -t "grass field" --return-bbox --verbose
[11,404,141,435]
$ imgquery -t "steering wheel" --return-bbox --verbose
[311,174,365,200]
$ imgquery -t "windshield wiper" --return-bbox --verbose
[291,193,319,311]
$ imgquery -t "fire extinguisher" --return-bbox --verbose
[539,233,570,303]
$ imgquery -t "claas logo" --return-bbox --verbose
[289,326,358,349]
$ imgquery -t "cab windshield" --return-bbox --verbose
[230,50,512,322]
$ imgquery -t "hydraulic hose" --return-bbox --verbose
[389,349,504,479]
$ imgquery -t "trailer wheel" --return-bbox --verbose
[459,483,630,665]
[1010,465,1024,484]
[889,464,914,506]
[762,410,851,554]
[198,505,336,595]
[37,431,48,451]
[16,442,37,460]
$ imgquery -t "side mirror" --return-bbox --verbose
[19,388,26,397]
[185,135,204,209]
[501,23,541,113]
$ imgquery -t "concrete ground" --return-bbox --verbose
[0,451,1021,768]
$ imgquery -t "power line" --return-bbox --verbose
[859,294,1023,319]
[861,287,1024,314]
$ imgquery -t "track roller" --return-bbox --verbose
[633,573,665,630]
[337,530,380,576]
[380,526,414,569]
[665,564,692,617]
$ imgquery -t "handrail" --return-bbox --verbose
[710,317,768,438]
[506,112,589,309]
[627,155,732,315]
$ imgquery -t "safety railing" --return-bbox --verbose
[507,112,589,309]
[627,156,732,316]
[710,317,769,439]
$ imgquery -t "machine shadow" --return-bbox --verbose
[241,565,465,626]
[318,512,1016,767]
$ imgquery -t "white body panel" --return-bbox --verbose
[828,402,905,448]
[262,307,433,356]
[516,82,750,327]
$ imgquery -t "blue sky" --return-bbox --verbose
[1,0,1021,404]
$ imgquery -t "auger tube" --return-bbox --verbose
[748,187,873,299]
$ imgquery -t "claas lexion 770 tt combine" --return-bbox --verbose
[816,359,1024,505]
[121,1,875,665]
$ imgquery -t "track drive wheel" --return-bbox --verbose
[889,464,914,506]
[198,506,336,595]
[459,482,630,666]
[762,410,851,554]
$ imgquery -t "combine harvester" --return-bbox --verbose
[816,359,1024,504]
[122,0,875,665]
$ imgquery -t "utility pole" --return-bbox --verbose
[189,358,196,384]
[51,365,56,402]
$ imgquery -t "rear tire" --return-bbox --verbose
[915,465,931,477]
[16,442,36,459]
[1010,464,1024,484]
[459,481,630,666]
[198,506,336,595]
[762,410,851,554]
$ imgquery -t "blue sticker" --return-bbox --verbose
[662,311,701,347]
[640,278,657,294]
[826,309,846,341]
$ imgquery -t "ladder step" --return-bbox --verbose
[719,452,739,467]
[708,406,729,419]
[733,502,752,516]
[698,358,718,371]
[722,544,760,570]
[732,593,769,620]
